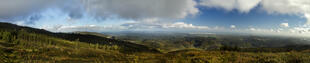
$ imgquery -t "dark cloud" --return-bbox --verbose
[83,0,199,20]
[0,0,199,22]
[0,0,61,18]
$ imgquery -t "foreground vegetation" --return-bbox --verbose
[1,22,310,63]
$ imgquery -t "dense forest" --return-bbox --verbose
[1,22,310,63]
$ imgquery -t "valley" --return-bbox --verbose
[1,22,310,63]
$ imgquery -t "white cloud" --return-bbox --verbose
[162,22,209,29]
[247,27,280,33]
[249,28,256,31]
[280,23,289,27]
[200,0,261,13]
[230,25,236,29]
[42,25,127,32]
[289,25,310,34]
[261,0,310,24]
[40,21,210,32]
[122,21,209,30]
[276,28,283,32]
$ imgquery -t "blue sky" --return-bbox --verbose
[0,0,310,36]
[186,6,306,29]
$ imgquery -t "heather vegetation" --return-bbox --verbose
[1,22,310,63]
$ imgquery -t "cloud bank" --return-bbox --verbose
[83,0,199,20]
[0,0,199,21]
[0,0,309,37]
[0,0,203,32]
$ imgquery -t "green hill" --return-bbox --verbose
[0,22,160,62]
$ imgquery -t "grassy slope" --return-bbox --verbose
[0,32,120,62]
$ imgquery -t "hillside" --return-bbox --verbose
[0,22,161,62]
[0,22,159,53]
[1,22,310,63]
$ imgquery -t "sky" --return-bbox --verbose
[0,0,310,37]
